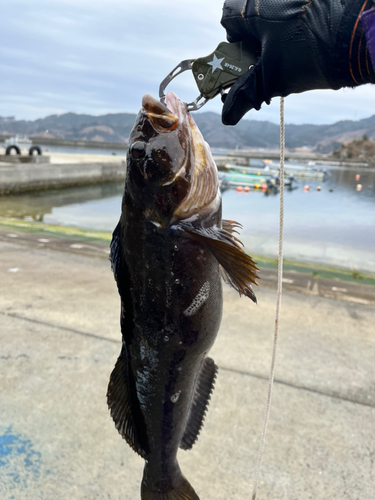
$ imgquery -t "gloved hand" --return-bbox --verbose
[221,0,375,125]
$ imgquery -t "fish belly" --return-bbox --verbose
[128,230,222,468]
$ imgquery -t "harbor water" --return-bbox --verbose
[0,164,374,273]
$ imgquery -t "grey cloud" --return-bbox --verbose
[1,0,375,125]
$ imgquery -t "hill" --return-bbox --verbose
[331,137,375,162]
[2,111,375,153]
[0,113,136,144]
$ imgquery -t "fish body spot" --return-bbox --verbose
[171,391,181,403]
[183,281,210,317]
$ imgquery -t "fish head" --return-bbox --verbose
[126,92,219,224]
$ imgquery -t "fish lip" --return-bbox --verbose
[165,91,188,123]
[141,93,183,132]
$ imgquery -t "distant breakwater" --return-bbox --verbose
[0,161,126,195]
[0,135,128,151]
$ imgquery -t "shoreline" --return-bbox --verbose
[1,150,374,196]
[1,217,374,307]
[1,217,373,279]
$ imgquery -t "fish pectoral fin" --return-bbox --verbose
[180,357,218,451]
[222,219,243,237]
[180,221,259,303]
[110,221,131,298]
[110,221,122,285]
[107,347,149,458]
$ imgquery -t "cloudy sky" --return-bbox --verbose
[2,0,375,125]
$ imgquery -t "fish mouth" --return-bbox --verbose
[142,93,182,132]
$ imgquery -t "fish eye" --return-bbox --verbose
[130,141,146,159]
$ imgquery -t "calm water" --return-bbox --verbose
[1,165,374,272]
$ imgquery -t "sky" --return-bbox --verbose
[2,0,375,125]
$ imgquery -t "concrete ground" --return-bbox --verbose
[46,152,126,165]
[0,236,374,500]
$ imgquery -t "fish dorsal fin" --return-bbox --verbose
[180,357,218,451]
[107,347,149,458]
[180,220,259,303]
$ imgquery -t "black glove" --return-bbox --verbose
[221,0,375,125]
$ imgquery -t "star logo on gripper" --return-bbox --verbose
[207,54,225,73]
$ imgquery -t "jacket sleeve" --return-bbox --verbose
[361,8,375,73]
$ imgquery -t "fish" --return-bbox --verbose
[107,91,258,500]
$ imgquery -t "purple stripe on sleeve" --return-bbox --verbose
[361,8,375,72]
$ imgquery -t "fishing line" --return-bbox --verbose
[251,97,285,500]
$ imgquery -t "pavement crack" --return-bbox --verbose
[0,311,121,345]
[219,365,375,409]
[2,311,374,410]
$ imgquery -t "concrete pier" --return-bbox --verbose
[0,152,126,194]
[0,225,374,499]
[0,155,50,164]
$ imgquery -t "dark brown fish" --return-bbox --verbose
[107,92,258,500]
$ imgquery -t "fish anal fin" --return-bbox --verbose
[180,357,218,451]
[181,221,259,302]
[107,347,148,458]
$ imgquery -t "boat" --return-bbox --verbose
[3,135,42,156]
[4,135,32,148]
[222,170,295,189]
[223,162,327,181]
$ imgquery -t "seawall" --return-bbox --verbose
[0,161,126,195]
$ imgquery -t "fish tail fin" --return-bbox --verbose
[141,462,200,500]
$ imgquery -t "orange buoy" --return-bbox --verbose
[262,184,268,192]
[356,174,361,181]
[237,186,243,193]
[304,185,310,191]
[244,186,250,193]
